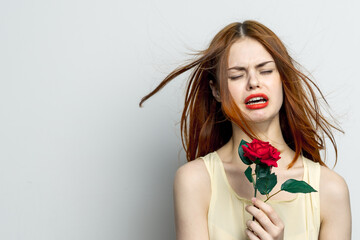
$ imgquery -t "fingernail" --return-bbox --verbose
[252,197,256,203]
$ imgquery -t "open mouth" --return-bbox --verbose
[246,96,268,105]
[245,94,269,109]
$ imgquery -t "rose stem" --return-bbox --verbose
[252,184,257,221]
[264,190,282,203]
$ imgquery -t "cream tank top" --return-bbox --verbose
[201,151,321,240]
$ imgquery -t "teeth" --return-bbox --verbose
[246,97,267,105]
[247,100,267,105]
[249,97,263,102]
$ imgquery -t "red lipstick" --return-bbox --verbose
[245,93,269,109]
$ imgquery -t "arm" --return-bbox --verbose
[319,166,352,240]
[173,159,211,240]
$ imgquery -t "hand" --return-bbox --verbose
[245,197,284,240]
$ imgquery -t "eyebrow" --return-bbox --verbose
[228,61,274,71]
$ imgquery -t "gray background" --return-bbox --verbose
[0,0,358,239]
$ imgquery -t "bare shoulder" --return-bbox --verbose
[174,158,211,203]
[173,158,211,240]
[320,165,349,200]
[319,165,352,239]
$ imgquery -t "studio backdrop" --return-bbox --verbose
[0,0,358,239]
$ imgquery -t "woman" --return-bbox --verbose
[140,21,351,239]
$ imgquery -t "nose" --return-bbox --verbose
[247,70,260,90]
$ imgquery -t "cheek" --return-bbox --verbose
[276,83,284,107]
[228,81,246,103]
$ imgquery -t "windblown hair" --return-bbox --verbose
[139,20,342,168]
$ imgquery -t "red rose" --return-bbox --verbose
[242,139,281,167]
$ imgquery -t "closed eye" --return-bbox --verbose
[229,75,244,80]
[260,70,273,75]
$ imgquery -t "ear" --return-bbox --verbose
[209,80,221,102]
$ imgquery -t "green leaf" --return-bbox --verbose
[256,173,277,195]
[281,179,317,193]
[244,166,253,183]
[238,140,252,165]
[255,163,271,178]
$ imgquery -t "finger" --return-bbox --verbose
[245,227,260,240]
[252,197,283,227]
[245,204,274,232]
[246,219,268,240]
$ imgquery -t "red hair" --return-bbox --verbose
[139,20,342,168]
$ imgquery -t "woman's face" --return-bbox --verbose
[227,37,283,123]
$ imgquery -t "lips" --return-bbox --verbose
[245,93,269,109]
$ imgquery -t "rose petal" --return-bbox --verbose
[260,159,278,167]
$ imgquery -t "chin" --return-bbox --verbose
[245,113,279,124]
